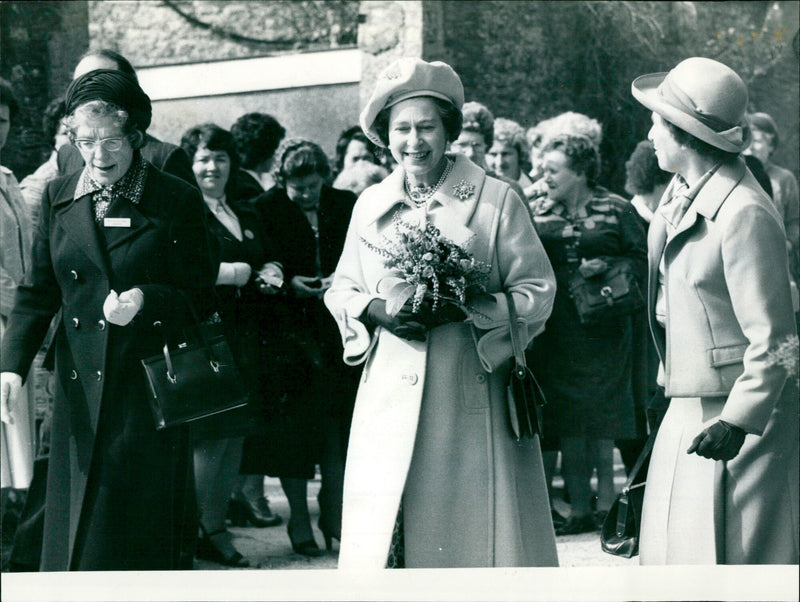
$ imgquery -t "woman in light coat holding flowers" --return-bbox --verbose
[324,58,558,569]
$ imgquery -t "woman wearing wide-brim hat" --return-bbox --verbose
[325,57,558,569]
[631,57,799,564]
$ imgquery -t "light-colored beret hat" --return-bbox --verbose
[360,57,465,148]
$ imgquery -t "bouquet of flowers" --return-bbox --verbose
[361,213,490,317]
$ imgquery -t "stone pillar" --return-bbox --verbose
[357,0,445,110]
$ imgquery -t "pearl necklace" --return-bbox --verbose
[404,159,453,207]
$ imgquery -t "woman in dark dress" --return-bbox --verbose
[0,70,215,570]
[252,139,359,555]
[529,134,648,535]
[181,123,285,566]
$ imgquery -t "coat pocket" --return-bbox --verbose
[707,343,747,368]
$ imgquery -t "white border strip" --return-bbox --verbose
[136,48,361,101]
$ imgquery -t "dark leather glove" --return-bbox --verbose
[414,299,467,330]
[686,419,746,461]
[363,298,427,342]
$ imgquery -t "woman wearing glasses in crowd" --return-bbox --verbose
[0,70,216,570]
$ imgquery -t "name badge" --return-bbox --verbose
[104,217,131,228]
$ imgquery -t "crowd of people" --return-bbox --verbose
[0,48,797,572]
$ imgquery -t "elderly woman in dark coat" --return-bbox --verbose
[0,70,216,570]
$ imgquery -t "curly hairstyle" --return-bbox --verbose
[230,113,285,170]
[461,101,495,147]
[372,96,463,148]
[64,99,146,150]
[624,140,672,196]
[492,117,530,168]
[180,123,240,198]
[539,111,603,150]
[543,134,602,187]
[272,138,331,188]
[334,125,381,173]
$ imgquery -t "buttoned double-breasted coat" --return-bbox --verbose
[324,155,559,569]
[640,158,799,564]
[0,162,216,570]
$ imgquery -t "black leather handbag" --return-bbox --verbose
[600,428,657,557]
[141,293,249,430]
[568,258,644,325]
[505,292,546,440]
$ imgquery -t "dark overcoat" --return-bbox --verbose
[0,163,216,570]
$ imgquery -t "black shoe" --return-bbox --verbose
[318,516,341,552]
[555,514,598,536]
[196,527,249,567]
[287,524,324,557]
[228,494,283,528]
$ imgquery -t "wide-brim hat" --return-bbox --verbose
[360,58,464,148]
[631,57,750,153]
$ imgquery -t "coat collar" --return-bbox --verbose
[360,154,487,228]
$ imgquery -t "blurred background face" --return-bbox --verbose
[192,144,230,199]
[450,130,487,166]
[0,104,9,152]
[343,139,374,169]
[543,149,583,202]
[286,173,324,210]
[54,121,70,151]
[73,55,119,79]
[73,113,134,186]
[486,140,520,180]
[744,128,773,164]
[387,96,447,183]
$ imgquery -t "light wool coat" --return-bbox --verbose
[641,158,799,564]
[324,155,558,569]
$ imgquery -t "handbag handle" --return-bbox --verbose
[505,292,527,379]
[155,288,221,383]
[621,427,658,494]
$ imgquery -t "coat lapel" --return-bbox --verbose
[100,196,154,251]
[54,192,109,276]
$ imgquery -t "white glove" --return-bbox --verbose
[216,262,252,287]
[1,372,23,425]
[103,288,144,326]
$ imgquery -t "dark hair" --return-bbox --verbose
[372,96,463,147]
[461,101,494,147]
[180,123,240,198]
[743,155,774,198]
[662,119,739,164]
[230,113,285,170]
[543,134,601,187]
[273,138,331,188]
[335,126,380,173]
[747,112,779,150]
[77,49,138,81]
[42,96,66,147]
[0,78,19,120]
[624,140,672,196]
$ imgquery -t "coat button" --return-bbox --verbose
[97,319,106,331]
[401,372,418,385]
[476,373,486,384]
[70,370,78,380]
[72,317,80,328]
[95,371,103,381]
[70,270,79,280]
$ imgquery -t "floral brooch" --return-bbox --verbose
[452,179,475,201]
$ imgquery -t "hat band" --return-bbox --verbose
[385,89,453,110]
[658,77,747,147]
